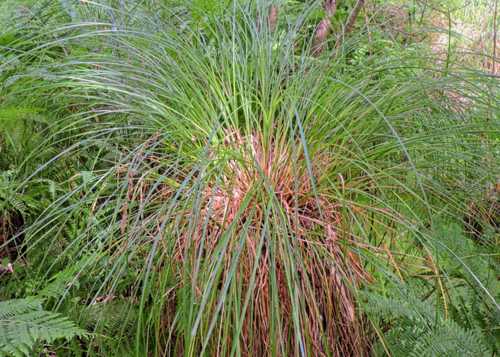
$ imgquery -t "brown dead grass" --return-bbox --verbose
[114,130,371,355]
[168,130,370,356]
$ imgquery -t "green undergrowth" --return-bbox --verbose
[0,0,498,356]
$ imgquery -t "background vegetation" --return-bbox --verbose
[0,0,498,356]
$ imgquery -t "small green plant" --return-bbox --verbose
[0,298,86,357]
[362,282,496,356]
[361,219,499,355]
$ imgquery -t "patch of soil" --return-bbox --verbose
[0,211,25,261]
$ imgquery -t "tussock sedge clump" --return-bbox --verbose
[1,1,498,356]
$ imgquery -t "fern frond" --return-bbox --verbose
[361,284,494,356]
[410,322,489,357]
[82,300,138,335]
[361,287,435,322]
[0,298,87,357]
[0,298,41,320]
[5,195,26,214]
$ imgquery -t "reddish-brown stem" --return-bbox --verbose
[344,0,366,37]
[312,0,338,56]
[268,4,279,32]
[334,0,366,52]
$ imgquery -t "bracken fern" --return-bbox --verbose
[0,298,86,357]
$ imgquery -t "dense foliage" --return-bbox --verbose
[0,0,498,356]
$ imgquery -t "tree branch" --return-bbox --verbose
[493,0,498,74]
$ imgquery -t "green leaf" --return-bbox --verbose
[0,298,87,356]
